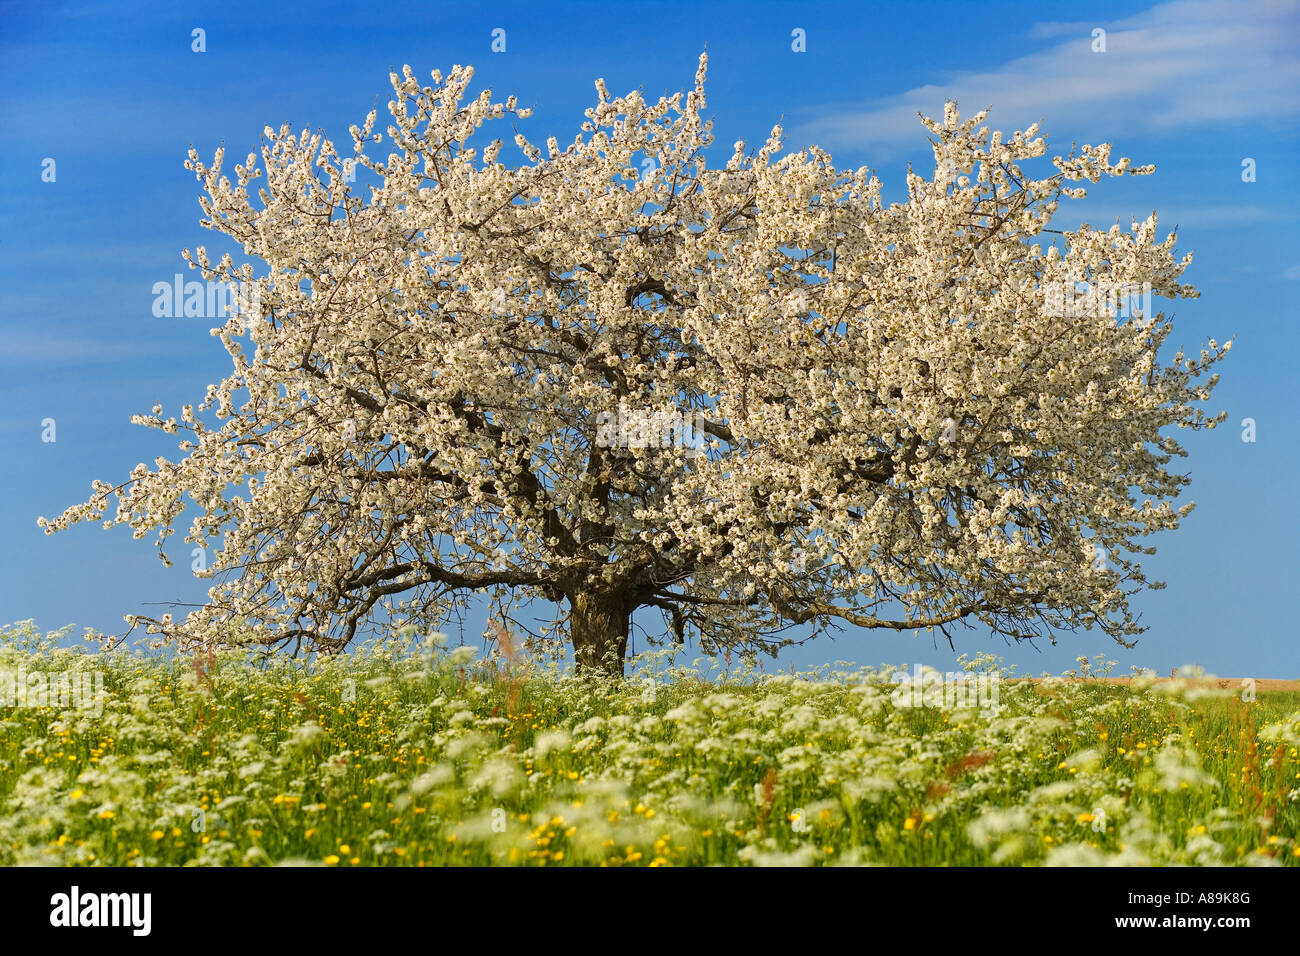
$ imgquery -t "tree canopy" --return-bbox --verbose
[40,55,1229,674]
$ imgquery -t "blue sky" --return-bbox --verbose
[1,0,1296,677]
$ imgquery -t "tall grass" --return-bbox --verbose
[1,621,1296,866]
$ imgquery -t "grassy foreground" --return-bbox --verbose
[1,621,1297,867]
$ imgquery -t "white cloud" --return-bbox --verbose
[799,0,1300,152]
[1282,265,1300,280]
[1058,201,1297,230]
[0,333,204,367]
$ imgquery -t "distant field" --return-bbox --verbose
[1,621,1297,866]
[1014,678,1300,693]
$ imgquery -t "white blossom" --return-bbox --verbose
[39,58,1228,672]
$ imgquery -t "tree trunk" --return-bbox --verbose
[569,590,630,677]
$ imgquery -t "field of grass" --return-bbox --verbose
[1,620,1297,867]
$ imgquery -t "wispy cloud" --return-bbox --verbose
[0,332,205,367]
[1057,201,1298,230]
[799,0,1300,152]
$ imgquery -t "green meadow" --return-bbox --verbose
[1,621,1296,866]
